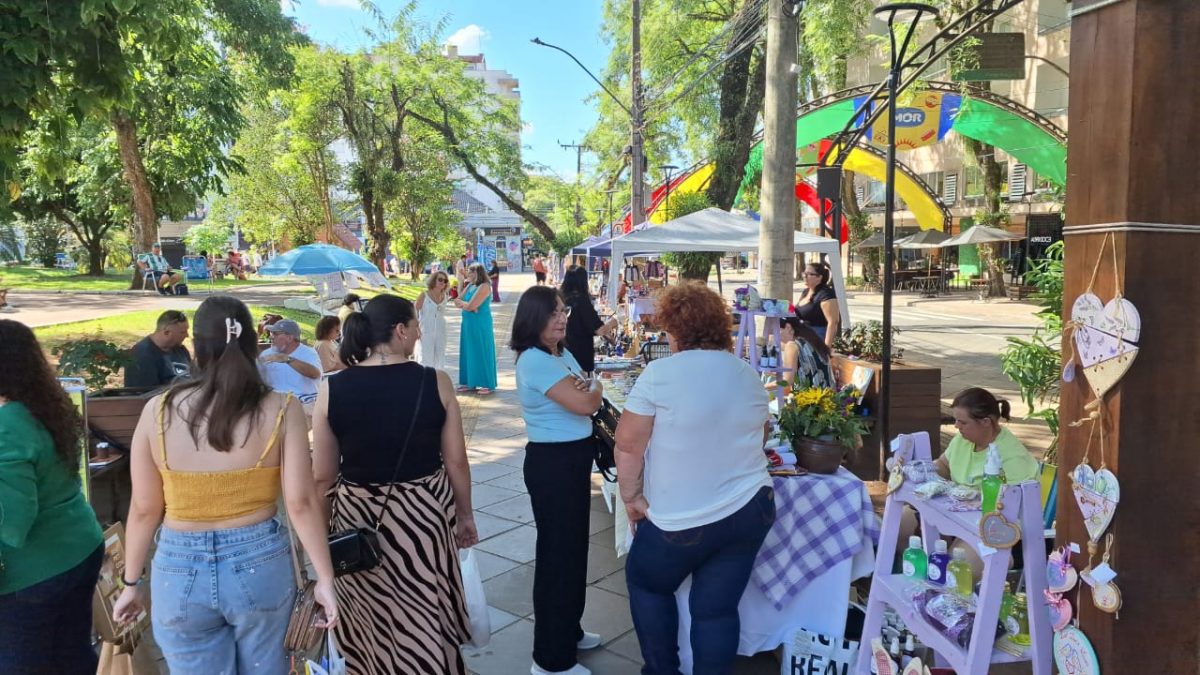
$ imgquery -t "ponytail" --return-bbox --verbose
[998,399,1012,421]
[339,311,374,365]
[951,387,1011,423]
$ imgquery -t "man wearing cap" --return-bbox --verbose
[258,319,322,403]
[138,243,184,295]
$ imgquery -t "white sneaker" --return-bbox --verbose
[530,663,591,675]
[576,631,603,650]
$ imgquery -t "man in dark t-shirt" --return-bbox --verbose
[124,310,192,387]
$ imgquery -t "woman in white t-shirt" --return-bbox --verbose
[614,282,775,674]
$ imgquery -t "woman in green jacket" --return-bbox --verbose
[0,319,104,674]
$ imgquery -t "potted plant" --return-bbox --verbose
[778,384,870,474]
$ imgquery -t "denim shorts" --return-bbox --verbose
[152,518,296,675]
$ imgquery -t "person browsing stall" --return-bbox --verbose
[125,310,193,387]
[775,315,834,390]
[258,319,322,403]
[937,387,1038,486]
[795,261,840,349]
[511,286,605,675]
[314,315,345,374]
[614,282,775,675]
[560,265,618,375]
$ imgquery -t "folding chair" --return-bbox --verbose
[181,255,214,291]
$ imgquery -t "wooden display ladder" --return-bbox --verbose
[732,308,791,408]
[855,432,1052,674]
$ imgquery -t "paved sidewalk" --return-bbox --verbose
[458,275,778,674]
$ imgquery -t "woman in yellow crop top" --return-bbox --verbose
[113,297,338,675]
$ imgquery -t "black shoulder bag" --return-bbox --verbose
[328,365,430,577]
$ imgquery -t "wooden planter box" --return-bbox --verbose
[86,387,158,524]
[831,354,942,481]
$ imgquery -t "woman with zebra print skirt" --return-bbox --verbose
[313,294,479,674]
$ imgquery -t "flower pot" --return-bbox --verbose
[796,436,848,474]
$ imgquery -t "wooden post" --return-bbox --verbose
[1057,2,1200,671]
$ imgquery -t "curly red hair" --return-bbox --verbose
[654,282,732,352]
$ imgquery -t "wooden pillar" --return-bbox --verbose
[1057,1,1200,671]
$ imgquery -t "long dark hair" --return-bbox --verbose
[163,296,270,452]
[560,264,589,299]
[952,387,1012,422]
[510,285,564,356]
[0,320,83,471]
[780,316,830,358]
[340,294,416,365]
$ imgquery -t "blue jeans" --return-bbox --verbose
[626,486,776,675]
[152,518,296,675]
[0,545,102,675]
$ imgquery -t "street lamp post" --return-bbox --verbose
[874,2,938,478]
[659,164,678,221]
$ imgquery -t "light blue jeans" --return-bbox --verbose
[152,518,296,675]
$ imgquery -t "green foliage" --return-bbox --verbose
[801,0,874,93]
[657,192,720,280]
[22,218,68,268]
[1001,240,1064,451]
[184,220,234,255]
[778,384,870,448]
[52,337,132,391]
[833,320,902,362]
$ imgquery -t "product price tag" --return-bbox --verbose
[1090,562,1117,584]
[1069,542,1081,554]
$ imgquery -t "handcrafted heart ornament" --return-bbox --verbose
[1092,581,1122,614]
[979,511,1022,549]
[1045,592,1073,631]
[1071,292,1141,399]
[1054,625,1101,675]
[1071,465,1120,542]
[1047,550,1079,593]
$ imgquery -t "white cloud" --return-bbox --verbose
[522,122,535,137]
[446,24,489,55]
[316,0,362,8]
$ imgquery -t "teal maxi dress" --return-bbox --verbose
[458,284,498,390]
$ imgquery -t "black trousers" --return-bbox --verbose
[524,437,594,671]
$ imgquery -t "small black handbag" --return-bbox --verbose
[328,366,429,577]
[591,399,619,482]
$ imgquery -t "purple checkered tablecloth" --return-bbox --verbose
[752,467,880,610]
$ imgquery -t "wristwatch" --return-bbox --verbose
[285,356,294,364]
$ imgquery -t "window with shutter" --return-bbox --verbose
[943,173,958,205]
[1009,164,1028,201]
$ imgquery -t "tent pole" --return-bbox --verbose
[716,261,723,295]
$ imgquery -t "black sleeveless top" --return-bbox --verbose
[795,285,836,327]
[327,362,446,484]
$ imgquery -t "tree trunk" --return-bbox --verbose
[84,238,105,276]
[113,111,158,287]
[706,4,767,211]
[368,201,387,270]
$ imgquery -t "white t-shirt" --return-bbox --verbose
[623,349,771,531]
[259,344,322,401]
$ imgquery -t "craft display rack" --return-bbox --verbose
[732,308,792,408]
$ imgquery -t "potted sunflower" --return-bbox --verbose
[777,384,869,474]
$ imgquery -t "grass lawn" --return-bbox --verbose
[0,265,280,292]
[34,305,320,356]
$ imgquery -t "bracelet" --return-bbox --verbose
[122,576,143,587]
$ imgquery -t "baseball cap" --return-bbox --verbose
[265,319,301,338]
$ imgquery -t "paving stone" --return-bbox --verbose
[468,460,521,484]
[576,646,642,674]
[471,483,521,509]
[480,565,536,618]
[586,542,625,584]
[472,511,523,542]
[482,470,529,493]
[472,549,522,582]
[486,605,521,633]
[479,493,535,524]
[593,568,629,598]
[475,524,538,564]
[578,586,635,643]
[604,628,644,665]
[462,617,535,675]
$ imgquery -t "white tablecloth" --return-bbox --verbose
[629,297,655,323]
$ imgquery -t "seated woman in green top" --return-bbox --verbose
[0,319,105,673]
[937,387,1039,486]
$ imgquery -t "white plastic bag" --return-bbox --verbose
[326,631,347,675]
[459,548,492,648]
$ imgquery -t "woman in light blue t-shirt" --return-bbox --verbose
[510,286,605,675]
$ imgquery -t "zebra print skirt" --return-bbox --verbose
[330,469,470,674]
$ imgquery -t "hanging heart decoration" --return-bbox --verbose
[1071,464,1121,542]
[979,510,1022,549]
[1044,590,1074,631]
[1069,291,1141,400]
[1047,548,1079,593]
[1053,625,1102,675]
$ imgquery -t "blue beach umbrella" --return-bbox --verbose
[258,243,380,277]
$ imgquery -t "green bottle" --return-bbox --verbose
[998,581,1015,631]
[901,536,927,582]
[946,547,974,598]
[980,442,1004,513]
[1008,593,1031,646]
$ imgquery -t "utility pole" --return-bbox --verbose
[759,0,800,300]
[629,0,647,230]
[559,140,588,231]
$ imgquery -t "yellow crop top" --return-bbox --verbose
[157,394,290,522]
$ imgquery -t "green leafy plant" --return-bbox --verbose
[1001,240,1064,454]
[53,337,132,391]
[778,384,870,448]
[660,192,722,281]
[833,320,902,362]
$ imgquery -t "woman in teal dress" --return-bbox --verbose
[455,263,498,394]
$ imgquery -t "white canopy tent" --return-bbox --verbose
[607,207,850,325]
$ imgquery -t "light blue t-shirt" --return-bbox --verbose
[516,348,593,443]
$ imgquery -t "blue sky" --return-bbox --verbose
[282,0,611,179]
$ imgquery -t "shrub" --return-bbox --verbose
[53,338,132,390]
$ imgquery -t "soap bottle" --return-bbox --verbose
[998,581,1015,632]
[946,547,974,598]
[980,442,1005,513]
[1009,593,1031,646]
[926,539,950,586]
[768,345,779,368]
[901,536,928,582]
[760,344,770,368]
